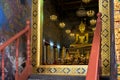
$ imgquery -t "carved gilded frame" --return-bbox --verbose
[32,0,111,76]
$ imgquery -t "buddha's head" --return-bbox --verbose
[79,21,86,33]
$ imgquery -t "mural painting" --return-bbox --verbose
[0,0,31,79]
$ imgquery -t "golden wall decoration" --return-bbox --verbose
[31,0,111,76]
[35,65,88,76]
[99,0,110,76]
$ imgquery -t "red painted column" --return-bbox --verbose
[86,12,102,80]
[26,20,31,66]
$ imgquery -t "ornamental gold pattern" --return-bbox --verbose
[32,0,38,73]
[36,65,88,76]
[99,0,110,76]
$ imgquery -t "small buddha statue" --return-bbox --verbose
[74,21,88,44]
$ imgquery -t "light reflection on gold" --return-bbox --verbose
[37,0,43,66]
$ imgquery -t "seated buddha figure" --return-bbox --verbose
[74,21,88,44]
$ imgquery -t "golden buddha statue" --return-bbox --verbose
[75,21,88,44]
[67,21,91,65]
[70,21,90,47]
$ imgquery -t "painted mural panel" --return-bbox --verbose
[0,0,31,79]
[114,0,120,79]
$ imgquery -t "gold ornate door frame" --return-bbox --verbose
[31,0,111,76]
[99,0,110,76]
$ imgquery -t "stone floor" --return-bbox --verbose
[28,74,85,80]
[28,74,111,80]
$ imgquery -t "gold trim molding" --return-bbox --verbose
[31,0,111,76]
[35,65,88,76]
[99,0,110,76]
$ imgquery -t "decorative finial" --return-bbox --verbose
[26,20,30,25]
[97,12,102,18]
